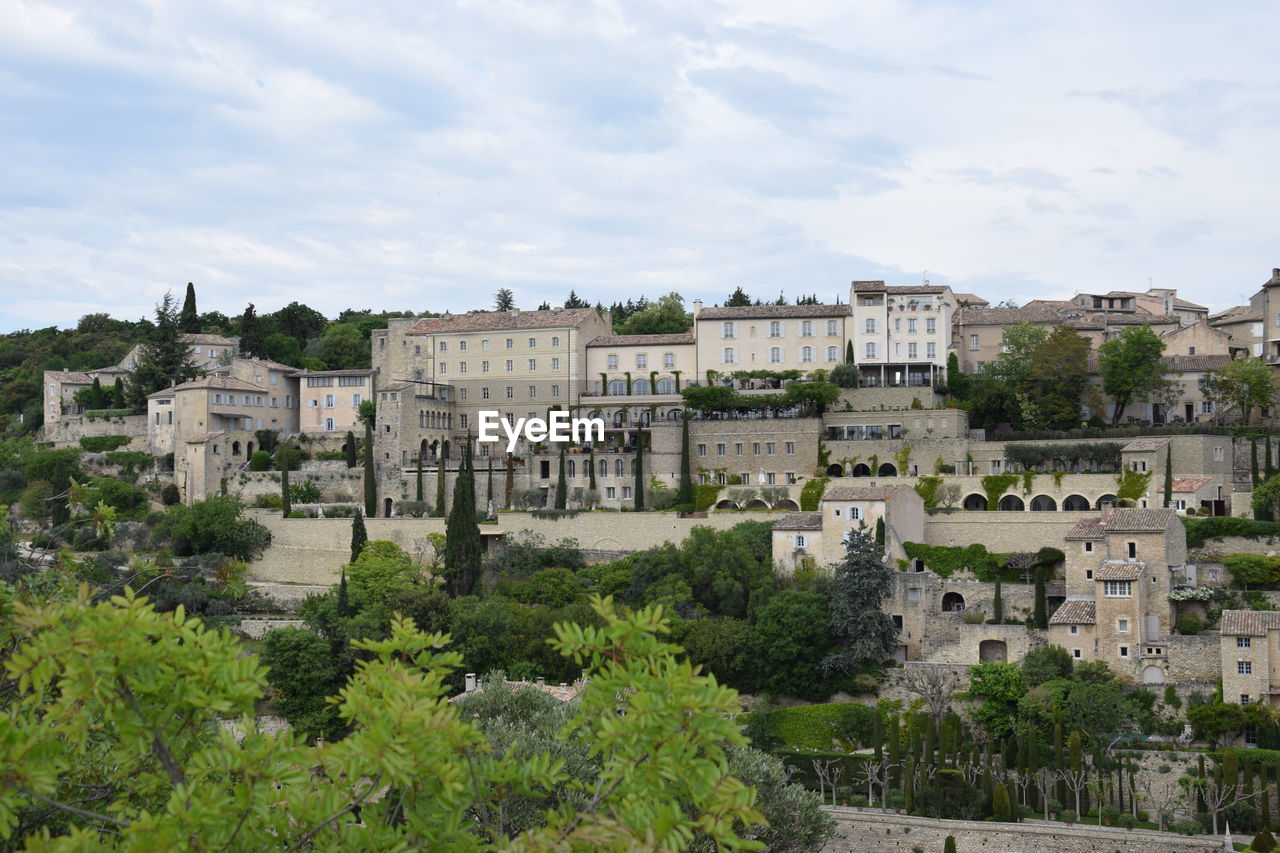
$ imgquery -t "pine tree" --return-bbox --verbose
[279,443,291,517]
[345,431,358,469]
[415,452,424,502]
[494,289,515,312]
[179,282,199,333]
[350,509,367,563]
[993,577,1004,622]
[239,303,265,358]
[633,429,645,510]
[1163,443,1173,508]
[821,523,898,676]
[563,290,588,309]
[555,445,567,509]
[126,292,199,408]
[444,444,482,596]
[677,414,693,509]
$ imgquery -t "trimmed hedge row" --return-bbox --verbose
[79,435,131,452]
[1184,516,1280,549]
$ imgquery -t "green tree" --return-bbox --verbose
[1187,701,1246,748]
[416,450,425,501]
[725,287,752,307]
[126,292,199,409]
[845,340,855,364]
[1163,443,1173,507]
[261,626,344,740]
[444,444,482,597]
[111,376,125,409]
[437,454,447,515]
[350,508,367,563]
[178,281,199,333]
[555,445,567,509]
[828,361,858,388]
[344,430,358,468]
[677,413,694,508]
[944,835,957,853]
[992,782,1012,821]
[317,322,369,369]
[1099,324,1166,425]
[1201,356,1277,424]
[347,540,420,601]
[820,524,897,677]
[152,496,271,561]
[615,292,693,335]
[784,381,839,417]
[238,302,266,358]
[633,429,645,510]
[278,440,292,517]
[563,290,588,309]
[359,399,376,517]
[968,662,1026,737]
[495,288,515,311]
[946,352,968,400]
[751,590,834,699]
[1026,326,1090,429]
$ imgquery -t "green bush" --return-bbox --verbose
[249,450,272,471]
[1223,553,1280,588]
[799,477,829,511]
[394,500,430,518]
[1185,516,1280,548]
[287,480,322,504]
[79,435,131,452]
[104,451,153,480]
[694,483,724,512]
[251,494,284,510]
[160,483,181,506]
[769,702,863,750]
[1176,614,1205,635]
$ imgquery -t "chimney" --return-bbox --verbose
[1273,268,1280,283]
[692,299,703,317]
[1099,503,1115,523]
[464,673,477,693]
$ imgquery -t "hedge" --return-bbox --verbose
[770,702,861,750]
[79,435,131,452]
[1184,516,1280,549]
[83,409,139,420]
[695,483,724,512]
[800,477,829,511]
[774,749,870,790]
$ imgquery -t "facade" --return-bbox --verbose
[1219,610,1280,708]
[585,333,696,397]
[691,302,850,378]
[848,281,953,388]
[294,369,374,435]
[771,484,924,572]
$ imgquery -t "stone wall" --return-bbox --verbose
[923,511,1088,552]
[42,413,148,448]
[1163,634,1222,682]
[919,617,1044,665]
[822,808,1220,852]
[1191,535,1280,561]
[233,618,305,640]
[230,466,365,503]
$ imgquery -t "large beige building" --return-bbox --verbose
[690,302,850,380]
[585,333,696,396]
[294,369,374,436]
[849,281,954,388]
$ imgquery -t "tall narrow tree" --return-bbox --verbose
[677,413,694,508]
[555,445,567,509]
[415,452,424,502]
[179,282,199,333]
[112,376,125,409]
[504,454,515,509]
[337,568,351,618]
[358,400,376,517]
[1163,443,1173,508]
[436,455,446,516]
[239,303,266,358]
[588,451,597,491]
[821,523,898,676]
[633,429,645,510]
[845,340,855,364]
[1033,567,1048,629]
[993,577,1004,622]
[345,431,358,469]
[278,442,292,517]
[486,455,494,508]
[350,510,367,563]
[126,292,199,408]
[1269,439,1276,481]
[444,443,482,596]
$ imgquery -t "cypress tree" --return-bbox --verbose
[1033,567,1048,628]
[874,517,885,551]
[1163,443,1173,508]
[872,710,884,763]
[944,837,957,853]
[279,442,291,517]
[344,431,358,468]
[1268,439,1275,481]
[415,452,424,502]
[1196,755,1206,814]
[363,419,376,517]
[1254,439,1261,487]
[436,456,446,516]
[888,715,901,789]
[1068,731,1082,813]
[486,455,494,507]
[337,568,351,618]
[1252,828,1277,853]
[904,754,915,812]
[633,428,645,510]
[126,292,199,408]
[589,450,597,492]
[992,782,1011,821]
[1053,722,1065,805]
[677,413,693,509]
[982,742,993,799]
[112,376,125,409]
[179,281,199,333]
[504,454,515,509]
[923,717,937,770]
[350,509,367,563]
[239,302,265,358]
[1261,763,1271,831]
[993,577,1003,622]
[555,445,567,509]
[87,376,105,409]
[845,340,855,364]
[444,443,482,596]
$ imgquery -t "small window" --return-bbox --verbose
[1069,625,1079,635]
[1239,661,1253,675]
[1242,695,1252,705]
[1127,542,1137,559]
[1084,541,1093,552]
[1239,637,1253,648]
[907,588,920,602]
[849,507,862,521]
[795,535,806,548]
[1117,619,1129,634]
[1072,648,1082,659]
[1086,569,1094,580]
[1119,646,1129,658]
[551,336,559,347]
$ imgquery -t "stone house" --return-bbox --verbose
[293,368,374,436]
[1219,610,1280,709]
[691,302,850,379]
[771,484,923,572]
[848,281,953,388]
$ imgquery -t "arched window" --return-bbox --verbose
[657,378,675,394]
[608,379,625,395]
[633,379,651,395]
[566,460,576,478]
[801,346,814,363]
[599,459,608,478]
[614,459,624,477]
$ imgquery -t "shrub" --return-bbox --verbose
[1118,812,1137,829]
[1176,614,1205,635]
[1172,818,1200,835]
[1059,809,1077,823]
[151,496,272,561]
[104,451,153,480]
[79,435,131,453]
[962,610,985,625]
[769,703,861,750]
[287,480,322,504]
[287,510,306,518]
[249,450,272,471]
[160,483,180,505]
[395,500,430,518]
[251,493,284,510]
[1252,826,1278,852]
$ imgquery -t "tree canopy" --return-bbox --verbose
[1099,324,1166,425]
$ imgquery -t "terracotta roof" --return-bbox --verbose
[1049,600,1096,625]
[1164,354,1232,372]
[822,485,903,502]
[952,293,989,306]
[1172,477,1213,493]
[696,304,851,320]
[1220,610,1280,637]
[146,388,176,399]
[1210,306,1262,324]
[183,333,237,345]
[409,308,599,334]
[1102,507,1175,533]
[1065,517,1106,540]
[185,432,224,444]
[772,512,822,530]
[1173,297,1208,310]
[1096,561,1143,581]
[955,305,1082,326]
[172,376,264,394]
[850,281,948,295]
[587,333,695,347]
[1123,437,1171,452]
[45,370,93,384]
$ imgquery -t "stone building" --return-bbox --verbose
[848,281,954,388]
[293,368,374,436]
[691,302,850,379]
[770,484,923,572]
[1219,610,1280,709]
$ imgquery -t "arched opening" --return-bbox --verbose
[442,441,451,460]
[231,441,242,456]
[963,493,988,511]
[657,378,675,394]
[877,463,897,476]
[979,639,1008,662]
[998,495,1025,511]
[912,558,925,572]
[608,380,625,396]
[246,441,254,457]
[851,464,871,477]
[1063,494,1090,511]
[827,463,845,477]
[383,497,393,517]
[713,499,738,511]
[744,498,769,511]
[613,411,626,427]
[633,379,651,395]
[1030,495,1057,511]
[667,408,683,421]
[640,410,651,426]
[1142,665,1165,684]
[420,439,429,461]
[942,592,966,612]
[1095,494,1118,509]
[775,498,800,511]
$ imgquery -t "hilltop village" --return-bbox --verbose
[15,271,1280,850]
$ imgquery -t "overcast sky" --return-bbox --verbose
[2,0,1279,333]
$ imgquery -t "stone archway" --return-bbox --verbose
[1142,665,1165,684]
[963,493,988,511]
[774,498,800,511]
[827,463,845,477]
[852,464,871,477]
[713,499,738,511]
[383,497,393,517]
[1096,493,1118,508]
[998,494,1025,511]
[1030,495,1057,511]
[877,463,897,476]
[1063,494,1090,511]
[942,592,966,612]
[979,639,1008,662]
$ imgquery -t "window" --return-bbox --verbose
[766,442,776,455]
[1103,581,1132,597]
[1127,542,1137,559]
[734,443,743,455]
[1242,695,1253,705]
[865,342,877,359]
[459,362,467,374]
[698,444,707,456]
[438,341,447,352]
[769,321,781,337]
[615,459,623,477]
[528,359,537,371]
[1119,646,1129,659]
[607,354,618,369]
[551,384,560,398]
[907,318,917,333]
[801,321,813,337]
[801,346,814,363]
[926,318,936,334]
[505,360,514,372]
[505,387,514,399]
[1086,569,1094,579]
[1239,637,1253,648]
[635,353,647,369]
[849,507,862,521]
[1239,661,1254,675]
[551,336,559,347]
[325,417,335,431]
[1214,446,1225,461]
[622,486,632,499]
[864,319,876,334]
[907,343,917,359]
[795,535,806,548]
[785,441,795,454]
[551,357,560,370]
[606,487,616,499]
[753,442,760,454]
[1117,619,1130,633]
[459,341,467,351]
[352,393,362,407]
[769,347,781,363]
[907,588,920,602]
[482,387,490,400]
[926,342,936,358]
[459,389,467,401]
[481,339,489,350]
[1072,648,1082,659]
[505,338,514,349]
[1201,401,1215,414]
[722,348,737,364]
[722,322,735,338]
[716,443,726,456]
[1085,541,1093,552]
[439,363,447,375]
[827,346,838,361]
[529,386,537,399]
[1069,625,1079,635]
[482,361,490,374]
[969,334,979,351]
[827,320,839,336]
[766,472,776,484]
[663,352,675,368]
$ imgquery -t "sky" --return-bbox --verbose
[2,0,1279,333]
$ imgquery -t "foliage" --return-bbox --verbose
[751,590,835,699]
[914,476,942,509]
[1115,467,1153,506]
[511,567,585,607]
[346,540,422,601]
[1187,701,1246,747]
[828,362,858,388]
[485,531,585,578]
[287,479,322,504]
[78,435,131,453]
[151,495,272,560]
[980,474,1019,508]
[444,444,482,596]
[682,617,757,693]
[901,542,1025,581]
[124,292,200,409]
[249,449,271,471]
[1099,324,1167,425]
[1222,553,1280,589]
[767,702,863,750]
[159,483,180,506]
[1025,326,1092,429]
[614,292,693,336]
[1184,515,1280,548]
[799,477,828,511]
[695,483,724,511]
[1199,356,1277,424]
[1002,441,1125,472]
[821,524,897,677]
